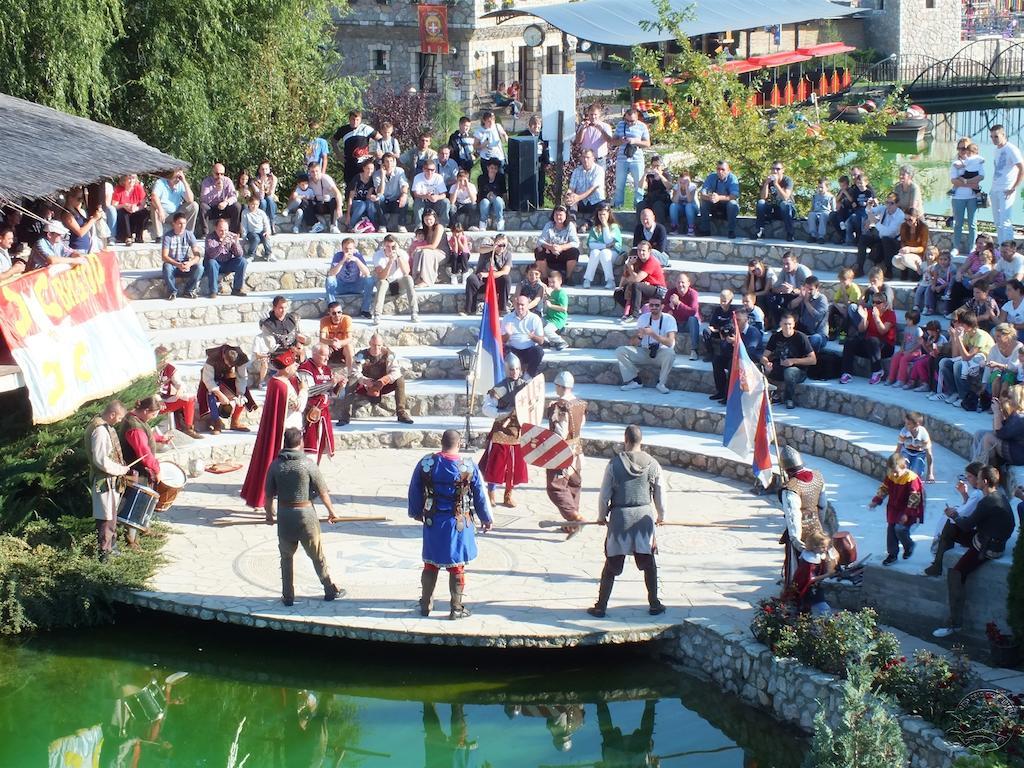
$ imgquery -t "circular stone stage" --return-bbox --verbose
[129,448,787,648]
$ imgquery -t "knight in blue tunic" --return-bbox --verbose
[408,428,493,620]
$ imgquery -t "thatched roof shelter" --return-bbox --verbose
[0,93,187,202]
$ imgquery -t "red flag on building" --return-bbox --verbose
[418,5,450,54]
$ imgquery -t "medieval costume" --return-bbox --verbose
[85,411,130,561]
[546,370,587,535]
[241,351,307,509]
[422,703,479,768]
[588,436,667,617]
[479,354,530,507]
[155,345,202,439]
[118,408,162,486]
[297,357,341,462]
[870,455,925,564]
[778,445,833,608]
[196,343,256,433]
[408,447,492,619]
[336,342,413,425]
[253,307,306,385]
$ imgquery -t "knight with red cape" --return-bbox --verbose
[297,343,345,463]
[241,350,308,509]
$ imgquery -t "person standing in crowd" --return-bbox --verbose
[546,371,587,536]
[933,465,1015,638]
[616,294,677,395]
[480,353,531,508]
[335,333,415,426]
[572,104,614,168]
[949,139,985,254]
[587,425,666,617]
[409,429,493,620]
[118,397,164,491]
[85,401,130,562]
[332,109,381,190]
[448,116,477,172]
[989,124,1024,245]
[777,445,829,604]
[517,114,550,207]
[155,345,203,439]
[264,426,343,607]
[473,111,509,174]
[611,108,651,209]
[297,344,345,463]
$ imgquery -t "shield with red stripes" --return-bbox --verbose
[519,423,574,470]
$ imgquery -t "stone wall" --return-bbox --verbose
[863,0,962,61]
[663,618,968,768]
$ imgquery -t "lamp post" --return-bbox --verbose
[457,345,478,450]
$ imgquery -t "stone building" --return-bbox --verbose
[861,0,962,60]
[333,0,567,114]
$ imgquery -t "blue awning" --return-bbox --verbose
[484,0,860,48]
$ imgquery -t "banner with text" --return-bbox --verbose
[0,251,155,424]
[418,4,450,54]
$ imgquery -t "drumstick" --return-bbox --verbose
[213,515,388,527]
[537,520,752,530]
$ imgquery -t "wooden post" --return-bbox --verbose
[554,109,565,208]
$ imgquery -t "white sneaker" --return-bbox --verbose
[496,219,505,231]
[620,381,643,391]
[267,251,279,262]
[932,626,960,638]
[478,221,488,231]
[656,383,670,394]
[292,223,300,234]
[450,274,458,285]
[377,226,387,233]
[943,393,960,404]
[583,280,591,289]
[398,226,408,233]
[948,397,962,408]
[311,222,325,234]
[927,393,945,401]
[329,225,341,235]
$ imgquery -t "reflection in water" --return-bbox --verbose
[0,619,805,767]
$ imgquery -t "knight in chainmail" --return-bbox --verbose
[777,445,832,606]
[587,425,667,618]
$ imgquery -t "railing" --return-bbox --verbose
[962,10,1024,41]
[847,39,1024,93]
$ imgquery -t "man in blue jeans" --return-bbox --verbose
[611,108,650,208]
[697,161,740,238]
[203,217,248,298]
[160,212,204,300]
[754,161,796,241]
[325,237,375,319]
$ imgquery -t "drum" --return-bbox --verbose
[154,461,187,512]
[117,482,159,531]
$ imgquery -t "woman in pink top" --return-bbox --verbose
[112,173,149,244]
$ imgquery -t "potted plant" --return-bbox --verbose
[986,621,1021,668]
[483,0,495,10]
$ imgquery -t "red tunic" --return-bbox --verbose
[297,359,335,462]
[240,375,298,508]
[871,470,925,526]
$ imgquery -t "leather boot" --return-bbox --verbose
[644,561,666,615]
[449,570,470,620]
[208,417,224,435]
[587,571,616,618]
[503,487,516,508]
[229,417,251,433]
[419,568,439,616]
[323,582,345,601]
[487,487,496,507]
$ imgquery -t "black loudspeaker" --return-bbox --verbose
[507,135,539,212]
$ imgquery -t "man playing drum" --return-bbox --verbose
[85,400,131,562]
[118,397,168,546]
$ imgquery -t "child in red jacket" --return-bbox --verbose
[868,452,925,565]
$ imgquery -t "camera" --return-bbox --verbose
[648,344,659,359]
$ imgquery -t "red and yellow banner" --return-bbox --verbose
[0,251,155,424]
[418,4,450,54]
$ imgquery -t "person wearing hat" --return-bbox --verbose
[155,346,203,439]
[409,428,493,619]
[197,344,256,434]
[242,350,308,509]
[264,426,343,607]
[84,400,131,562]
[28,220,89,271]
[587,424,666,618]
[335,333,415,426]
[480,353,531,507]
[546,370,587,535]
[777,445,830,603]
[462,234,512,315]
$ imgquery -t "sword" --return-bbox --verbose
[538,520,752,529]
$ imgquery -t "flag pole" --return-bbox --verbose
[763,369,787,486]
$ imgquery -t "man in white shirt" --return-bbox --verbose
[989,124,1024,244]
[992,240,1024,304]
[305,162,343,234]
[925,462,985,576]
[150,169,199,237]
[473,111,509,174]
[855,193,905,277]
[411,161,451,225]
[616,297,677,394]
[436,145,460,188]
[564,149,606,220]
[372,235,419,322]
[502,294,545,376]
[373,153,410,232]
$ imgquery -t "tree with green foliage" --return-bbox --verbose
[622,0,900,211]
[803,661,908,768]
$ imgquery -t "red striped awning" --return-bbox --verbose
[796,42,857,57]
[747,51,813,68]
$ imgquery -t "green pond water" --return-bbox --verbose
[0,615,805,767]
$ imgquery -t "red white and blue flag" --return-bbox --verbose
[472,266,505,396]
[722,317,775,487]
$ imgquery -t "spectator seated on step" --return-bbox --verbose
[791,276,830,353]
[669,168,699,235]
[932,310,994,408]
[502,294,546,377]
[253,295,309,385]
[447,168,478,230]
[0,227,26,282]
[829,175,854,245]
[303,162,343,234]
[839,290,897,386]
[534,206,580,283]
[762,313,816,409]
[411,160,451,227]
[373,235,419,322]
[999,278,1024,343]
[542,269,570,351]
[28,221,88,271]
[516,264,546,316]
[966,283,1000,333]
[855,193,903,278]
[632,206,669,267]
[319,301,354,370]
[400,132,439,181]
[435,145,460,190]
[240,195,274,262]
[637,154,672,227]
[160,212,204,300]
[285,173,314,233]
[583,204,622,290]
[373,153,410,233]
[805,177,835,244]
[843,172,875,247]
[701,289,735,363]
[616,295,676,395]
[476,158,507,232]
[200,162,241,234]
[754,160,796,242]
[744,258,775,327]
[890,207,930,281]
[741,291,766,334]
[336,333,415,426]
[665,272,701,360]
[710,307,765,402]
[203,218,248,299]
[764,251,812,329]
[990,240,1024,306]
[463,235,512,316]
[974,383,1024,471]
[827,267,861,341]
[893,163,924,214]
[325,237,375,319]
[112,173,150,245]
[697,160,740,239]
[613,240,666,321]
[150,168,199,238]
[345,160,382,232]
[564,149,605,226]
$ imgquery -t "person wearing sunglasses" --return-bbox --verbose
[754,161,796,242]
[949,138,986,254]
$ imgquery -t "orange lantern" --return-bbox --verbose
[782,80,795,105]
[769,82,781,107]
[629,75,644,92]
[829,69,840,93]
[817,72,830,97]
